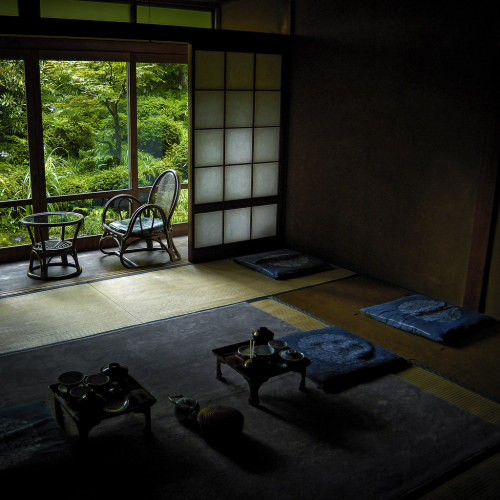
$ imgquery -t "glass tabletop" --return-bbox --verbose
[22,211,84,226]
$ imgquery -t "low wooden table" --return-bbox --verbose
[50,371,156,440]
[212,341,311,406]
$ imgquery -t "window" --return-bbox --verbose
[0,43,188,255]
[38,0,214,28]
[40,0,130,22]
[0,0,18,16]
[40,59,130,196]
[0,58,31,247]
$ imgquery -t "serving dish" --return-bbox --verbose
[279,349,305,362]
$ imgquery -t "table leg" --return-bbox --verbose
[77,422,92,441]
[54,397,64,426]
[143,407,152,434]
[247,379,263,406]
[216,359,223,380]
[299,368,307,391]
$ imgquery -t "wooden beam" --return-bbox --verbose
[463,132,499,311]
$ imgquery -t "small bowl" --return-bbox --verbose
[269,340,287,351]
[254,345,274,356]
[70,385,94,398]
[100,363,128,379]
[237,345,253,358]
[279,349,305,362]
[85,373,110,387]
[58,371,84,387]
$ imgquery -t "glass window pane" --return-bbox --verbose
[137,6,212,28]
[224,207,251,243]
[0,0,18,16]
[195,211,223,248]
[195,51,225,90]
[40,60,129,196]
[195,91,224,129]
[0,59,30,203]
[252,204,277,239]
[226,91,253,128]
[0,206,32,248]
[225,164,252,200]
[41,0,130,22]
[253,162,279,197]
[137,62,188,187]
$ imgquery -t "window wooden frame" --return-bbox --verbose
[0,38,189,261]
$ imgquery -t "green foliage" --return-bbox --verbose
[1,58,189,247]
[0,59,27,137]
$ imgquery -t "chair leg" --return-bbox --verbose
[99,232,122,256]
[165,230,181,261]
[167,240,181,261]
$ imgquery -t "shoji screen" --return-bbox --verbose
[190,50,283,261]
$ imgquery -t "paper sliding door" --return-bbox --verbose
[189,49,285,261]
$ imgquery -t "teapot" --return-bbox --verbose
[100,362,128,380]
[252,327,274,345]
[168,394,200,426]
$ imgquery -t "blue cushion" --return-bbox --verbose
[360,294,491,343]
[278,326,406,392]
[109,217,163,235]
[0,401,69,471]
[234,249,332,280]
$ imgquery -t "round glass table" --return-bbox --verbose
[22,211,84,280]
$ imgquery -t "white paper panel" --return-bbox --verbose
[255,54,281,90]
[195,91,224,129]
[225,128,253,165]
[224,207,251,243]
[195,50,225,89]
[253,127,280,163]
[225,164,252,200]
[194,167,223,204]
[226,52,254,89]
[254,91,281,127]
[252,204,277,239]
[253,162,279,197]
[225,91,254,128]
[194,211,223,248]
[194,129,224,167]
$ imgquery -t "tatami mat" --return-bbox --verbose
[0,260,355,354]
[253,297,500,499]
[87,260,355,323]
[0,285,139,353]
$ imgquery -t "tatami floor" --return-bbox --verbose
[1,238,499,498]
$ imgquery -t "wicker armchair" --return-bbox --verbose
[99,169,181,268]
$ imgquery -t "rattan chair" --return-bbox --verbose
[99,169,181,268]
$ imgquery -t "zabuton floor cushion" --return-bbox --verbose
[360,294,491,343]
[234,249,332,279]
[279,326,407,392]
[0,400,70,472]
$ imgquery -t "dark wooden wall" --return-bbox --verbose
[285,0,499,316]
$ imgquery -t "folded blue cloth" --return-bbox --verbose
[278,326,406,392]
[234,249,332,279]
[360,294,491,343]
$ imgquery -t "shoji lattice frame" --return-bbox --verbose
[189,49,286,261]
